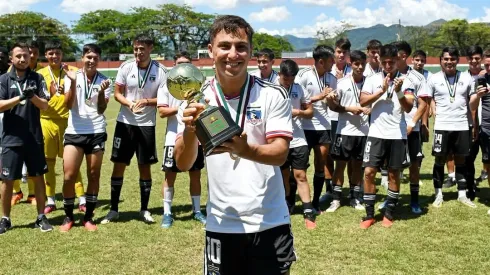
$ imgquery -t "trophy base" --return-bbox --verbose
[195,106,243,156]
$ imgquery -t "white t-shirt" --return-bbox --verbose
[295,66,336,130]
[336,76,369,136]
[286,83,309,148]
[115,59,168,127]
[250,69,278,84]
[157,83,181,146]
[328,64,349,122]
[362,71,413,139]
[402,69,429,132]
[427,71,474,131]
[64,70,112,134]
[364,63,382,77]
[176,75,293,234]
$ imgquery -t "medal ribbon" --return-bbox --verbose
[14,81,27,96]
[48,65,63,91]
[212,75,252,129]
[351,76,365,103]
[138,60,153,89]
[443,71,460,100]
[83,69,99,100]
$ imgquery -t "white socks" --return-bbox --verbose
[458,190,467,199]
[191,196,201,213]
[435,188,443,197]
[163,187,174,215]
[47,196,55,205]
[79,195,86,205]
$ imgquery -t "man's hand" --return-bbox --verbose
[420,124,429,142]
[472,126,478,142]
[382,73,390,93]
[394,77,404,92]
[292,109,300,117]
[131,99,149,114]
[476,84,489,98]
[479,70,487,77]
[182,102,206,132]
[213,132,250,158]
[100,79,111,92]
[350,106,369,115]
[63,67,77,81]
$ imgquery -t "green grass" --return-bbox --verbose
[1,100,490,275]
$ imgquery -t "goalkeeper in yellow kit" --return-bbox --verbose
[37,41,85,214]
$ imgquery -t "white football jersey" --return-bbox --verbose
[364,63,382,77]
[402,69,430,132]
[285,83,309,148]
[64,70,112,134]
[295,66,336,130]
[176,75,293,234]
[336,76,369,136]
[250,69,278,84]
[329,64,350,121]
[362,71,413,139]
[427,70,474,131]
[157,84,182,146]
[115,59,168,127]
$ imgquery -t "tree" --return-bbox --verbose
[404,26,435,55]
[0,11,78,60]
[432,19,490,55]
[253,33,294,58]
[316,21,355,46]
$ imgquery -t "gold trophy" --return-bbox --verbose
[167,63,242,156]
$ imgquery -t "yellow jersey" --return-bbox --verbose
[38,65,78,120]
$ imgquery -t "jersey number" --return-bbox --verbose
[434,133,443,144]
[206,237,221,265]
[166,147,174,158]
[114,137,121,149]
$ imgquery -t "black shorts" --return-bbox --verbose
[161,145,205,172]
[280,146,309,170]
[110,121,158,165]
[64,133,107,155]
[480,131,490,164]
[362,137,410,170]
[331,135,367,161]
[204,224,296,275]
[407,131,423,163]
[432,130,470,157]
[1,144,48,180]
[304,130,331,150]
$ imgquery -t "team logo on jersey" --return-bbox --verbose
[347,88,352,92]
[131,74,136,78]
[93,87,100,93]
[458,81,464,86]
[149,75,156,82]
[246,109,262,125]
[307,82,313,86]
[376,85,382,89]
[10,84,16,89]
[2,168,9,177]
[291,91,299,98]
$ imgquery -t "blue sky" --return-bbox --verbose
[2,0,489,38]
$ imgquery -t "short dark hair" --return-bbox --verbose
[484,49,490,58]
[440,46,460,61]
[367,39,382,50]
[0,46,8,55]
[466,45,483,58]
[174,50,191,61]
[279,59,299,77]
[255,48,275,60]
[9,42,29,54]
[133,34,154,46]
[350,50,367,63]
[82,43,102,56]
[313,45,334,62]
[44,40,62,52]
[335,38,351,51]
[380,44,398,59]
[27,40,39,49]
[392,41,412,56]
[210,15,254,45]
[412,50,427,59]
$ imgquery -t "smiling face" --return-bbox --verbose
[351,59,366,77]
[45,48,63,68]
[441,52,458,75]
[82,51,100,74]
[467,53,482,72]
[208,28,252,79]
[133,41,153,64]
[335,47,349,67]
[257,54,273,75]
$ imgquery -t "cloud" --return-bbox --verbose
[250,6,291,22]
[0,0,43,15]
[292,0,336,6]
[258,15,343,38]
[469,7,490,23]
[315,13,328,21]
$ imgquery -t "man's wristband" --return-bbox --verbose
[396,90,405,99]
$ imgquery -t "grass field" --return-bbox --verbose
[1,99,490,275]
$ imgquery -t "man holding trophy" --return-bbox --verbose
[172,15,296,275]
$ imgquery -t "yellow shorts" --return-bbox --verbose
[41,118,68,159]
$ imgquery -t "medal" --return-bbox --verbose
[443,71,459,104]
[138,88,144,94]
[385,71,400,99]
[48,65,63,97]
[84,69,99,107]
[137,61,153,98]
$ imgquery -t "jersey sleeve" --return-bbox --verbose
[295,72,307,89]
[299,85,310,104]
[115,64,128,87]
[361,75,375,95]
[157,84,170,107]
[37,75,49,100]
[426,74,436,97]
[401,77,416,97]
[265,89,293,140]
[0,76,8,100]
[63,75,72,94]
